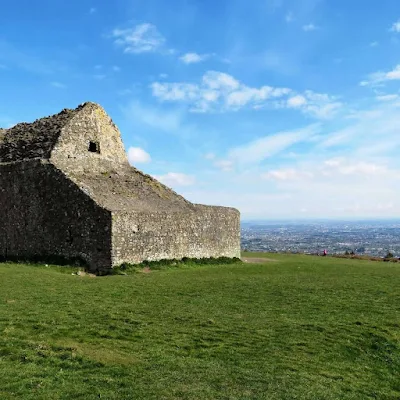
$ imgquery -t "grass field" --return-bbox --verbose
[0,253,399,399]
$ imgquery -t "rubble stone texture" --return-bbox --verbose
[0,103,240,273]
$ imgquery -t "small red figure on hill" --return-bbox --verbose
[323,249,327,256]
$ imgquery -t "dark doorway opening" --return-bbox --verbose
[88,141,100,153]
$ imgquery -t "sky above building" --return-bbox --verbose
[1,0,400,219]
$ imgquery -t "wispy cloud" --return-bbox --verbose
[228,124,320,165]
[262,168,313,181]
[303,23,317,32]
[285,12,294,22]
[370,41,379,47]
[112,23,166,54]
[50,81,66,89]
[0,39,55,74]
[213,159,234,172]
[182,115,400,216]
[89,7,96,14]
[204,152,216,160]
[285,91,342,119]
[180,52,210,64]
[123,101,184,133]
[360,64,400,87]
[317,100,400,157]
[376,94,399,102]
[390,19,400,33]
[150,71,341,118]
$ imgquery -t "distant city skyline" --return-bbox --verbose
[242,218,400,223]
[1,0,400,219]
[241,220,400,257]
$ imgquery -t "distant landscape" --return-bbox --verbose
[241,220,400,257]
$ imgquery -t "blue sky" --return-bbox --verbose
[2,0,400,219]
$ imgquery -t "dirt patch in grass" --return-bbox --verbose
[241,257,278,263]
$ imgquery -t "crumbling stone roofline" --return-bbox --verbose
[0,103,119,164]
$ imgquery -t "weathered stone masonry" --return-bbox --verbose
[0,103,240,273]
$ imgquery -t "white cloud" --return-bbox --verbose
[303,24,317,31]
[360,65,400,87]
[226,86,290,109]
[202,71,240,90]
[112,23,166,54]
[390,19,400,32]
[51,81,66,89]
[112,65,120,72]
[150,71,339,118]
[151,82,199,101]
[154,172,195,186]
[386,67,400,80]
[287,95,307,108]
[301,91,342,119]
[127,147,151,164]
[89,7,96,14]
[180,52,209,64]
[370,41,378,47]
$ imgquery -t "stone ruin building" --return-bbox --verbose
[0,103,240,273]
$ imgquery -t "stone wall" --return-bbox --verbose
[51,103,129,170]
[0,160,112,272]
[111,205,241,266]
[0,109,76,163]
[0,102,241,272]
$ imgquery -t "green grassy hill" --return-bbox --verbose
[0,253,399,399]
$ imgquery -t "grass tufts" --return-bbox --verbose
[113,256,242,275]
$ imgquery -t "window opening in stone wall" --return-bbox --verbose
[88,141,100,153]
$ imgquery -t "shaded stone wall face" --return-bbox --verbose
[0,160,112,272]
[111,206,241,266]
